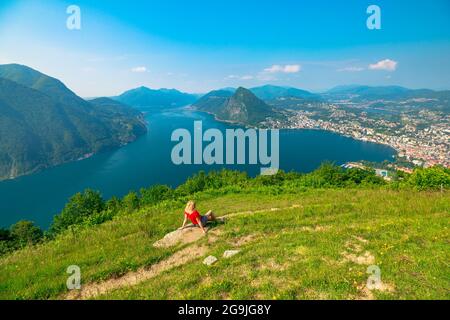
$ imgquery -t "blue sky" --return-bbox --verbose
[0,0,449,96]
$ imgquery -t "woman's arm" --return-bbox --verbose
[196,217,207,234]
[179,216,187,230]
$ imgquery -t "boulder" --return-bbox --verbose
[153,225,206,248]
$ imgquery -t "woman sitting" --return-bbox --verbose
[179,200,216,234]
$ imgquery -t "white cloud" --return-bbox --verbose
[131,66,148,73]
[369,59,398,71]
[264,64,301,74]
[337,66,365,72]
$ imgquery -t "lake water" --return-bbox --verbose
[0,109,396,228]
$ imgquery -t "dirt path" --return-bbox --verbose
[65,245,207,300]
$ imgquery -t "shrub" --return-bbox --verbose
[406,166,450,190]
[140,185,174,206]
[106,196,122,213]
[10,220,43,247]
[83,209,116,227]
[122,191,140,211]
[49,189,105,235]
[309,162,346,187]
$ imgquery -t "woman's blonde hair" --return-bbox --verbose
[185,200,196,213]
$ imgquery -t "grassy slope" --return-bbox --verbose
[0,188,449,300]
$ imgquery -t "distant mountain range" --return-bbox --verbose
[191,84,450,126]
[216,85,321,101]
[114,86,198,109]
[324,85,450,102]
[193,87,279,125]
[250,85,321,101]
[0,64,147,181]
[115,84,449,113]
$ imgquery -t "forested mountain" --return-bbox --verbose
[193,87,279,125]
[192,89,234,114]
[0,64,147,180]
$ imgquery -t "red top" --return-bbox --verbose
[185,210,201,225]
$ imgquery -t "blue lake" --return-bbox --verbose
[0,109,396,228]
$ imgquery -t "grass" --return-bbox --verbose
[0,188,449,300]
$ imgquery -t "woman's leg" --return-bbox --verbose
[201,215,208,228]
[205,210,216,221]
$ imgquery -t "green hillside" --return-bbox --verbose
[193,89,234,114]
[0,166,448,300]
[0,64,147,180]
[194,87,281,126]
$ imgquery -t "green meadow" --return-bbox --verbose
[0,166,449,300]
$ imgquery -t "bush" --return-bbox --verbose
[0,228,14,255]
[140,185,174,206]
[49,189,105,235]
[10,220,43,247]
[406,166,450,190]
[176,170,249,195]
[176,171,208,195]
[106,196,122,213]
[309,163,346,187]
[122,191,140,211]
[83,209,116,227]
[252,170,300,187]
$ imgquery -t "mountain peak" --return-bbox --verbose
[194,87,278,125]
[232,87,263,104]
[234,86,252,96]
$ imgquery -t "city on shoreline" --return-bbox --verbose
[266,100,449,169]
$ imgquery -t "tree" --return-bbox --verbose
[10,220,43,246]
[407,166,450,190]
[50,189,105,234]
[311,162,345,187]
[122,191,140,211]
[106,196,122,212]
[0,228,11,241]
[177,171,208,195]
[140,185,173,206]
